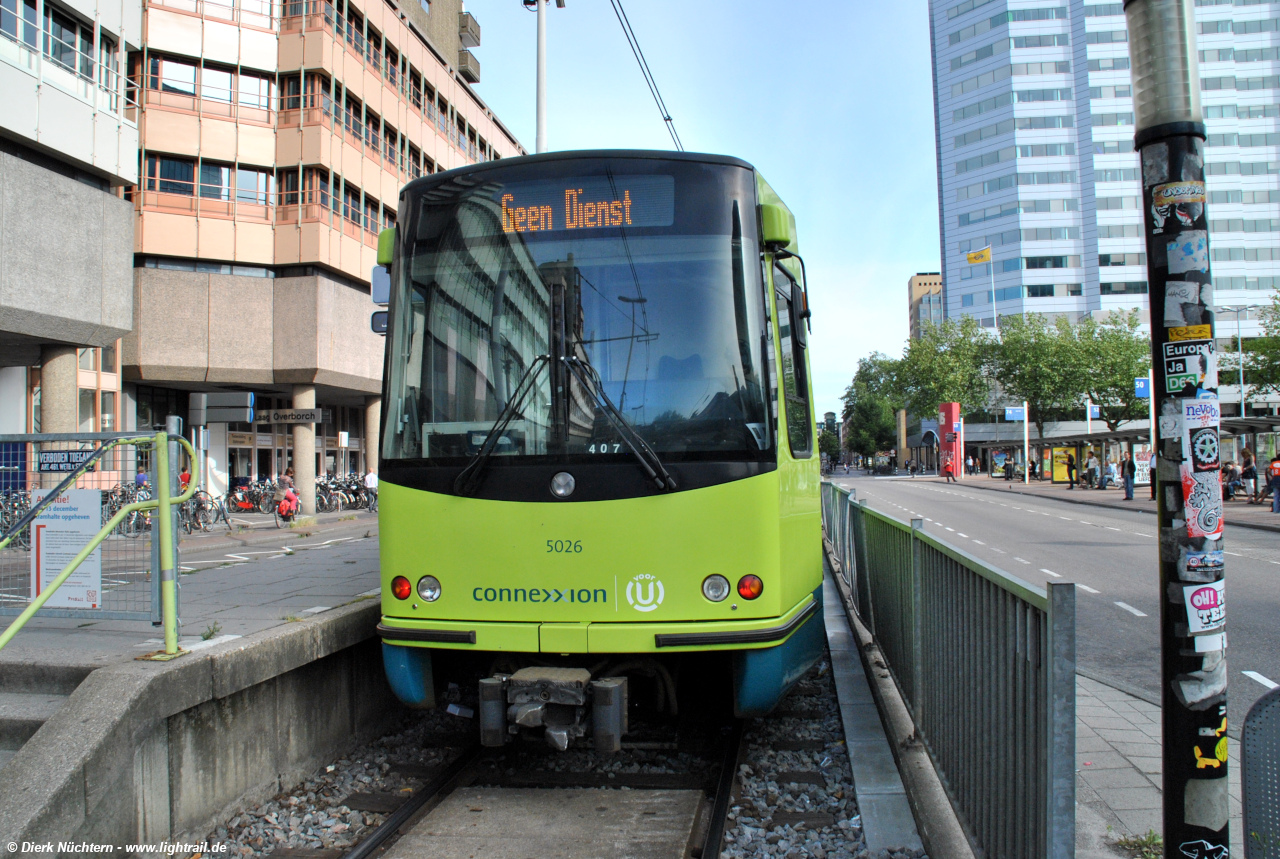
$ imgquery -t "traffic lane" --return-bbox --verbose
[829,476,1278,729]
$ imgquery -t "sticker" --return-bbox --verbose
[1183,581,1225,634]
[1186,550,1224,575]
[1181,467,1224,539]
[1170,324,1212,341]
[625,574,664,612]
[1187,716,1228,768]
[1164,280,1206,327]
[1178,841,1228,859]
[1152,183,1205,234]
[1163,340,1217,394]
[1142,142,1169,186]
[1169,232,1210,274]
[1195,632,1225,653]
[1173,651,1226,710]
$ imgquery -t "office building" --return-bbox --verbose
[908,271,944,338]
[930,0,1280,405]
[122,0,524,496]
[0,0,139,441]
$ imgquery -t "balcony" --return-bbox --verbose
[458,11,480,49]
[457,49,479,84]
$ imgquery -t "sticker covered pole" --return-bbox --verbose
[1124,0,1229,853]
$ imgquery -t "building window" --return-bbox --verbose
[994,286,1022,302]
[102,342,117,374]
[236,167,273,204]
[1026,284,1056,298]
[78,388,95,433]
[78,347,96,371]
[200,162,232,200]
[100,391,116,431]
[2,0,39,48]
[148,55,196,95]
[146,155,195,195]
[202,65,233,103]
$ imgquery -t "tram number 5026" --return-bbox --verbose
[547,540,584,554]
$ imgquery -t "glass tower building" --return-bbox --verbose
[930,0,1280,348]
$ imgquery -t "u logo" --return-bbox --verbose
[625,576,664,612]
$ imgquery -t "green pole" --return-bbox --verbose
[154,431,178,655]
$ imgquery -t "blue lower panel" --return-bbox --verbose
[732,586,826,717]
[382,642,436,709]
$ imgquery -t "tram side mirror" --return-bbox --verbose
[759,204,792,249]
[371,311,388,335]
[377,227,396,266]
[371,265,390,305]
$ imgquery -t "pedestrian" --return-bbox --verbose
[1066,453,1076,489]
[1121,451,1136,500]
[1087,451,1100,488]
[1149,449,1158,501]
[135,464,148,487]
[966,455,974,476]
[1269,454,1280,514]
[179,464,191,492]
[364,466,379,512]
[1242,455,1258,505]
[944,460,957,483]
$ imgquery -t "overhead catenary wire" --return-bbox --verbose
[608,0,683,151]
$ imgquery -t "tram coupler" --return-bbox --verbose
[478,668,628,751]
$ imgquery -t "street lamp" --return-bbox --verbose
[1125,0,1230,849]
[523,0,566,154]
[1216,305,1249,416]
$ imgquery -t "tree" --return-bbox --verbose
[818,430,841,461]
[840,353,900,458]
[897,316,992,420]
[988,314,1081,438]
[1073,310,1151,430]
[1240,293,1280,398]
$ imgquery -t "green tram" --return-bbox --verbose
[376,151,823,749]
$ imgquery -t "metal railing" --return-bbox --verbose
[822,482,1076,859]
[0,430,198,656]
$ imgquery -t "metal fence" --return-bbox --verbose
[0,432,179,622]
[821,482,1076,859]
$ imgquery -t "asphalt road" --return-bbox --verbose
[827,473,1280,732]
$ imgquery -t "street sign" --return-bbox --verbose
[190,393,255,425]
[1134,376,1151,398]
[1089,404,1101,419]
[269,408,322,424]
[1005,407,1026,421]
[36,449,96,473]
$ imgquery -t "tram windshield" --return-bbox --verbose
[381,157,772,465]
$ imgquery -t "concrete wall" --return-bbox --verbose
[0,151,134,365]
[401,0,462,66]
[0,602,404,849]
[123,269,384,393]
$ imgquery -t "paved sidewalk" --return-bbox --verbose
[925,473,1280,533]
[1075,674,1242,857]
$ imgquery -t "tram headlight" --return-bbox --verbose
[391,576,412,600]
[417,575,442,602]
[702,575,731,602]
[737,575,764,600]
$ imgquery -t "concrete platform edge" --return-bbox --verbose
[823,551,974,859]
[0,599,393,850]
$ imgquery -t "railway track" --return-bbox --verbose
[332,720,746,859]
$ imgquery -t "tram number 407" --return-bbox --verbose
[587,444,622,453]
[547,540,584,554]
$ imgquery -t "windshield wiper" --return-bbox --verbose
[564,357,676,492]
[454,354,549,496]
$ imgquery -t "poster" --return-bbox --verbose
[1134,446,1152,487]
[28,489,102,609]
[1182,581,1225,636]
[1163,340,1217,395]
[1051,447,1074,483]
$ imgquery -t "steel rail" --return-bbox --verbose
[697,718,745,859]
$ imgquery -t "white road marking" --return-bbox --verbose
[1077,584,1100,594]
[1013,557,1031,564]
[1059,517,1072,521]
[958,533,969,538]
[1243,671,1279,690]
[1040,568,1062,578]
[1106,527,1122,532]
[1115,602,1147,617]
[945,527,955,532]
[972,540,985,545]
[991,548,1006,553]
[1224,551,1242,557]
[1079,521,1092,526]
[924,518,933,522]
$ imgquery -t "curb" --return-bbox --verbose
[926,477,1280,535]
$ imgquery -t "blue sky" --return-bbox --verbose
[466,0,941,417]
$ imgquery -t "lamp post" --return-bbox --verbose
[1125,0,1230,852]
[1216,304,1249,416]
[525,0,566,154]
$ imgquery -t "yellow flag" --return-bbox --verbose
[966,246,992,265]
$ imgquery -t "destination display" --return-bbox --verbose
[496,175,675,234]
